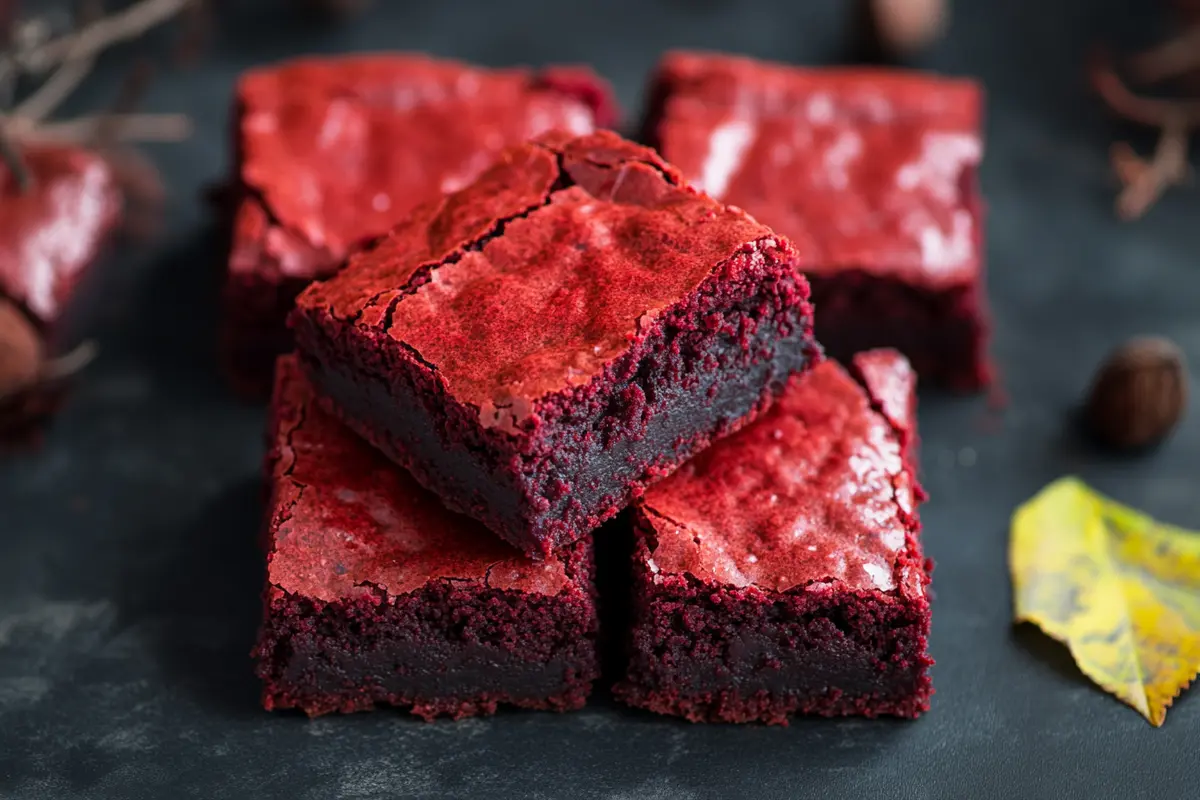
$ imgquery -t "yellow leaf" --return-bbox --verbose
[1011,476,1200,726]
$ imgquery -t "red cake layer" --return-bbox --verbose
[253,356,599,719]
[221,54,618,395]
[616,350,933,724]
[644,51,990,388]
[291,130,819,556]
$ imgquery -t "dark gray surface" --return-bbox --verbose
[1,1,1197,798]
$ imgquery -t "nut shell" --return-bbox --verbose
[0,297,42,400]
[867,0,948,57]
[1086,336,1188,450]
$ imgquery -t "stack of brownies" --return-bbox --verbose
[232,51,987,724]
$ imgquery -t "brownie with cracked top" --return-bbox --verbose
[290,129,820,557]
[644,51,990,390]
[615,350,933,724]
[253,355,599,719]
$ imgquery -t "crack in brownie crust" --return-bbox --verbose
[615,350,933,724]
[291,130,819,557]
[253,357,599,719]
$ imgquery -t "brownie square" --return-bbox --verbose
[644,51,990,390]
[0,145,122,441]
[290,130,820,557]
[615,349,933,724]
[222,54,618,396]
[253,356,600,719]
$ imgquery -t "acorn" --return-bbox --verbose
[855,0,949,60]
[1086,336,1189,450]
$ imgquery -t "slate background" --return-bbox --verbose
[1,0,1197,798]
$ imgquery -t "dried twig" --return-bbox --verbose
[1112,117,1191,220]
[4,0,190,80]
[1090,49,1198,219]
[0,121,29,190]
[1128,25,1200,84]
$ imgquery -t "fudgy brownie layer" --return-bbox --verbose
[616,528,932,724]
[254,542,598,720]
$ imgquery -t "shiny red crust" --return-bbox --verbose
[644,51,990,389]
[291,129,819,557]
[220,54,618,396]
[616,350,933,724]
[253,356,599,719]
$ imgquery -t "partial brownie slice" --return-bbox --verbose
[253,355,599,719]
[222,54,618,396]
[644,51,990,390]
[290,130,820,558]
[615,349,932,724]
[0,145,122,442]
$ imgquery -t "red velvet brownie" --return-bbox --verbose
[290,130,820,558]
[222,54,618,396]
[644,52,990,390]
[253,356,599,719]
[615,349,933,724]
[0,145,122,441]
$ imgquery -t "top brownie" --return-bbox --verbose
[645,51,983,290]
[231,54,617,284]
[291,130,818,557]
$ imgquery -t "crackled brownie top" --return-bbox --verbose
[638,350,922,597]
[237,54,615,271]
[267,357,570,602]
[297,130,792,427]
[651,51,982,289]
[0,145,121,325]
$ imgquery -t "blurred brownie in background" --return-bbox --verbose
[644,52,990,390]
[0,145,122,443]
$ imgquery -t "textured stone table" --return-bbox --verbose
[1,0,1196,797]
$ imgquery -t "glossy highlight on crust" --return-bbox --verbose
[291,129,819,556]
[644,51,991,389]
[616,350,933,724]
[0,145,122,328]
[254,356,600,720]
[220,54,619,396]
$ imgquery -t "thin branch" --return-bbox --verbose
[13,0,104,124]
[18,0,192,77]
[1090,51,1200,129]
[39,340,97,382]
[1114,116,1191,221]
[0,121,30,191]
[32,112,191,143]
[1127,25,1200,84]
